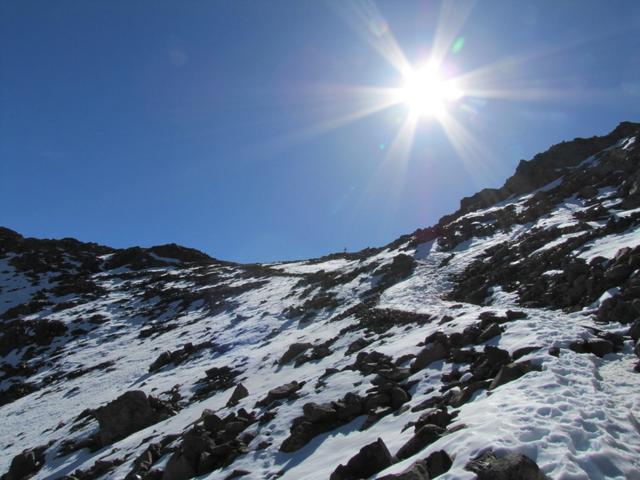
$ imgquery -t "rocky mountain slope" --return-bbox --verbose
[2,121,640,480]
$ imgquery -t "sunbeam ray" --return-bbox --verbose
[439,110,499,188]
[238,85,399,162]
[430,0,476,67]
[330,0,410,73]
[352,113,418,224]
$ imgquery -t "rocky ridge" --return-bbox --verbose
[1,122,640,479]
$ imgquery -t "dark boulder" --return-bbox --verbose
[597,297,637,324]
[162,453,196,480]
[390,386,411,410]
[396,425,445,460]
[425,450,453,477]
[478,323,503,342]
[279,342,312,365]
[330,438,394,480]
[489,361,542,390]
[377,461,429,480]
[223,470,251,480]
[411,341,448,373]
[255,381,304,408]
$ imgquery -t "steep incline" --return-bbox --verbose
[1,122,640,480]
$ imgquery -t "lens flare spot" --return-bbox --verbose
[452,36,465,54]
[396,63,464,118]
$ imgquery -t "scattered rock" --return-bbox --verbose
[470,346,511,380]
[280,393,364,452]
[0,381,39,408]
[192,366,241,401]
[148,342,213,373]
[294,341,334,367]
[349,350,395,375]
[224,470,251,480]
[628,319,640,341]
[405,407,454,432]
[163,410,256,480]
[124,435,178,480]
[68,457,125,480]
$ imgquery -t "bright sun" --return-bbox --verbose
[397,63,463,118]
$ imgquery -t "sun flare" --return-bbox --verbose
[397,63,463,118]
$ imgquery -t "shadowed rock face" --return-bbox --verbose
[94,391,174,446]
[1,446,46,480]
[458,122,640,214]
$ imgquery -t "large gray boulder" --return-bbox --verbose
[94,390,171,446]
[465,450,550,480]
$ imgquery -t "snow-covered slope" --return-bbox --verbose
[2,122,640,480]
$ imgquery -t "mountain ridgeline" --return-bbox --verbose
[1,121,640,480]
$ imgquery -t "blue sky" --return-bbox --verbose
[1,1,639,262]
